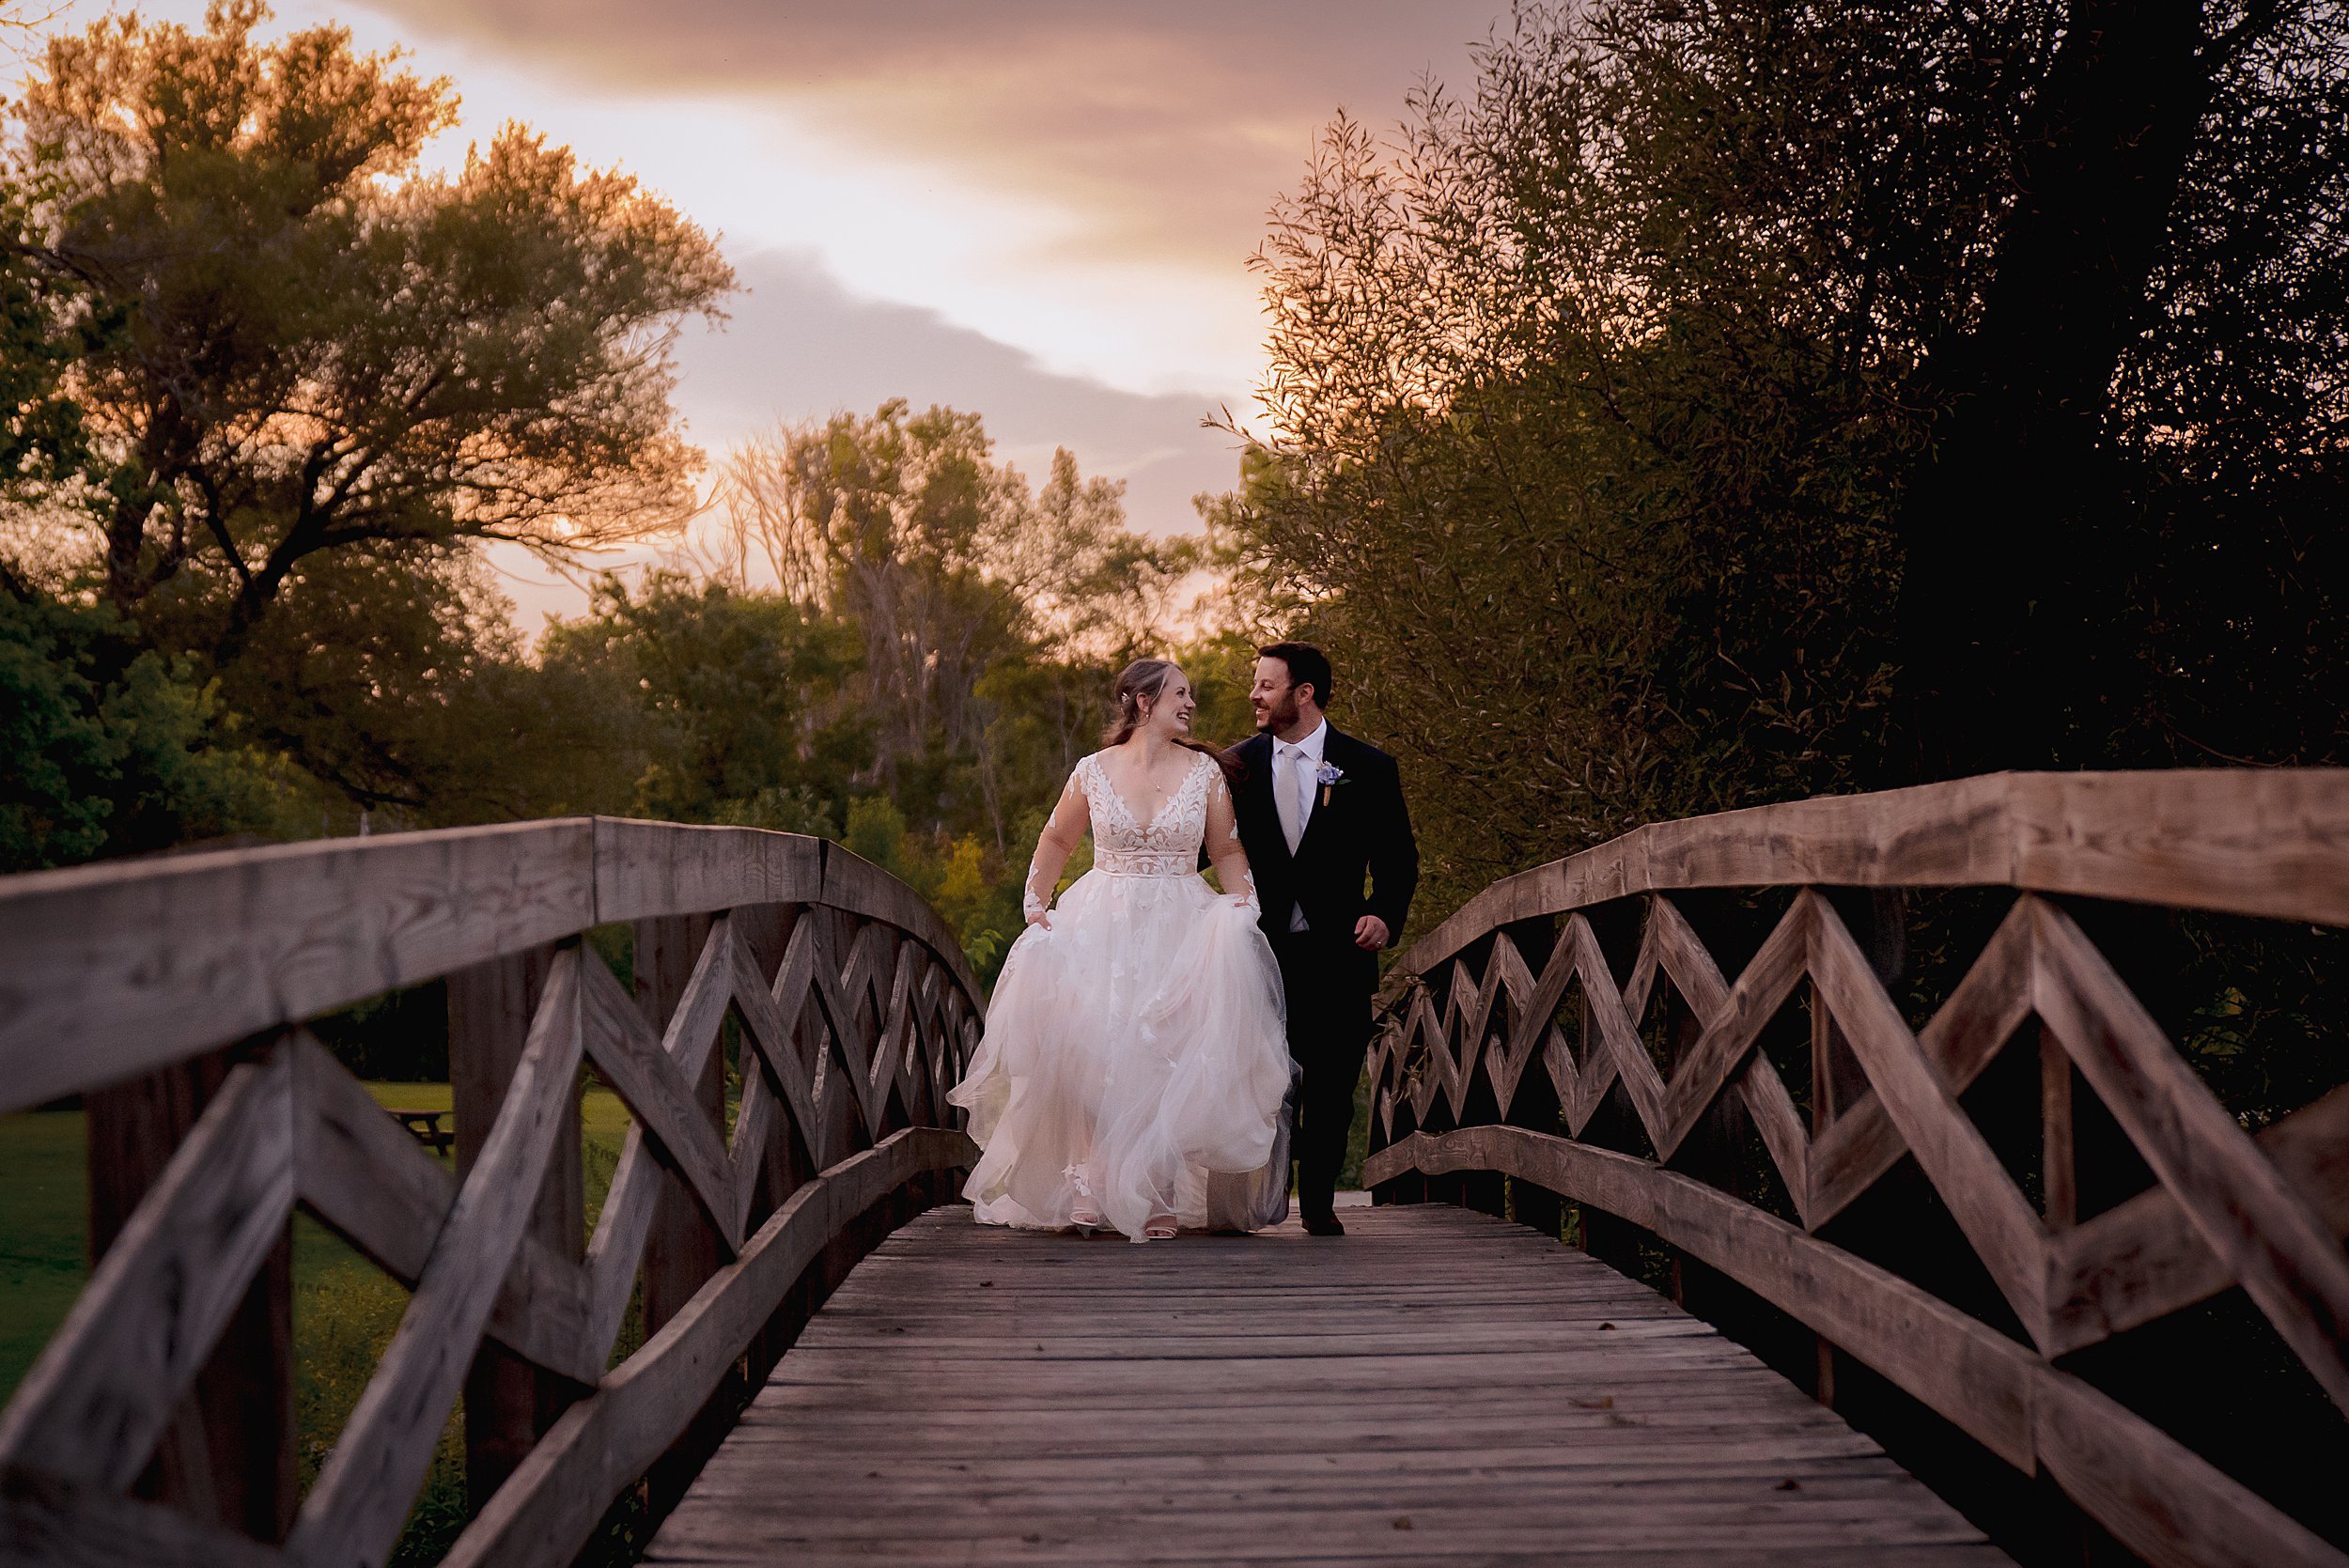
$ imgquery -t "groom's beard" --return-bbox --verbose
[1256,695,1301,734]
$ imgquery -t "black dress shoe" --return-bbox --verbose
[1302,1214,1346,1236]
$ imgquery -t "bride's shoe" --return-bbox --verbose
[1143,1212,1177,1241]
[1064,1164,1102,1231]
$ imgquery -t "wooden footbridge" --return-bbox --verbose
[2,771,2345,1566]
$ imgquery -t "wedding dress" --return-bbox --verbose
[948,748,1295,1240]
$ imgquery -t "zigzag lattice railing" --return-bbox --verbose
[1364,769,2349,1568]
[0,817,984,1567]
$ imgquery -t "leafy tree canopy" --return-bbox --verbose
[1229,0,2348,910]
[12,0,734,660]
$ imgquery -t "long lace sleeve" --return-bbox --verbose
[1204,769,1260,915]
[1024,767,1091,924]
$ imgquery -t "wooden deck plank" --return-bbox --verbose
[646,1204,2012,1566]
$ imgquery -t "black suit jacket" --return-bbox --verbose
[1225,726,1418,982]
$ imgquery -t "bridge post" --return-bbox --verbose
[631,911,745,1516]
[448,941,580,1512]
[1807,886,1903,1408]
[730,900,819,1389]
[1419,944,1471,1210]
[85,1041,296,1540]
[1501,915,1566,1239]
[1573,906,1651,1280]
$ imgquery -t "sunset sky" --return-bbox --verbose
[39,1,1502,621]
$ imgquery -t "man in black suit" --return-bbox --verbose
[1225,643,1418,1235]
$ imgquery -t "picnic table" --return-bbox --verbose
[383,1106,453,1155]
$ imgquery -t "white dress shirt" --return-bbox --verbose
[1272,720,1328,932]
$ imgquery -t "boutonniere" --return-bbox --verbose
[1315,762,1346,809]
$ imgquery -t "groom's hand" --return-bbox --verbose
[1353,915,1390,951]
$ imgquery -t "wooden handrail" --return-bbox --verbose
[0,818,985,1567]
[1366,768,2349,1568]
[1403,768,2349,975]
[0,816,978,1117]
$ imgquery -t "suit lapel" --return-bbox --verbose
[1238,733,1291,865]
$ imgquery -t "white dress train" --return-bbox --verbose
[947,750,1294,1240]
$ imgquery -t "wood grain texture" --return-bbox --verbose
[0,821,595,1114]
[577,946,741,1253]
[0,818,991,1119]
[1361,768,2349,1567]
[2045,1080,2349,1354]
[1806,894,2052,1343]
[727,918,820,1156]
[0,1046,295,1490]
[83,1044,296,1542]
[1805,898,2037,1229]
[591,819,821,927]
[0,807,991,1568]
[289,1035,598,1383]
[817,841,981,1005]
[1403,770,2349,976]
[2032,1360,2341,1568]
[1366,1126,2038,1468]
[642,1204,2008,1567]
[441,1127,975,1568]
[1654,896,1809,1161]
[288,947,586,1568]
[1368,1131,2345,1568]
[2030,898,2349,1409]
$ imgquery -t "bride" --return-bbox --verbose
[947,659,1294,1241]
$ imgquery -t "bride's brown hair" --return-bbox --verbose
[1101,659,1242,784]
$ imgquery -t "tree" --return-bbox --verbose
[538,571,866,829]
[11,0,734,660]
[221,545,638,819]
[1228,0,2347,914]
[0,582,304,870]
[1891,2,2349,775]
[715,400,1204,848]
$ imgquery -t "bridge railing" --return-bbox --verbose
[1364,769,2349,1568]
[0,817,983,1567]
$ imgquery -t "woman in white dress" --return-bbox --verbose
[948,659,1294,1241]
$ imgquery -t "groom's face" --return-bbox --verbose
[1251,657,1304,733]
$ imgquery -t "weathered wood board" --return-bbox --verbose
[646,1204,2011,1566]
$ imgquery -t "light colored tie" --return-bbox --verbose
[1275,743,1304,854]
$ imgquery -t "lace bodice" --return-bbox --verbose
[1076,752,1213,874]
[1022,747,1256,918]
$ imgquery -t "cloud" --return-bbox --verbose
[353,1,1498,272]
[675,246,1246,539]
[484,243,1249,637]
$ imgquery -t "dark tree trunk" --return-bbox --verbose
[1893,1,2220,780]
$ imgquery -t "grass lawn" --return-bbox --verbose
[1,1080,636,1564]
[0,1110,87,1407]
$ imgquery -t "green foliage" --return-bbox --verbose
[0,17,1223,1000]
[0,1111,86,1404]
[842,794,909,875]
[6,0,733,786]
[1229,0,2349,924]
[540,571,867,829]
[0,586,307,869]
[718,400,1208,848]
[221,548,630,818]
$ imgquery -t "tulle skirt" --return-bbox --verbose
[947,869,1295,1240]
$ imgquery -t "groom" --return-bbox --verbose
[1227,643,1418,1235]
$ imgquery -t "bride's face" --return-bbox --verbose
[1143,671,1197,737]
